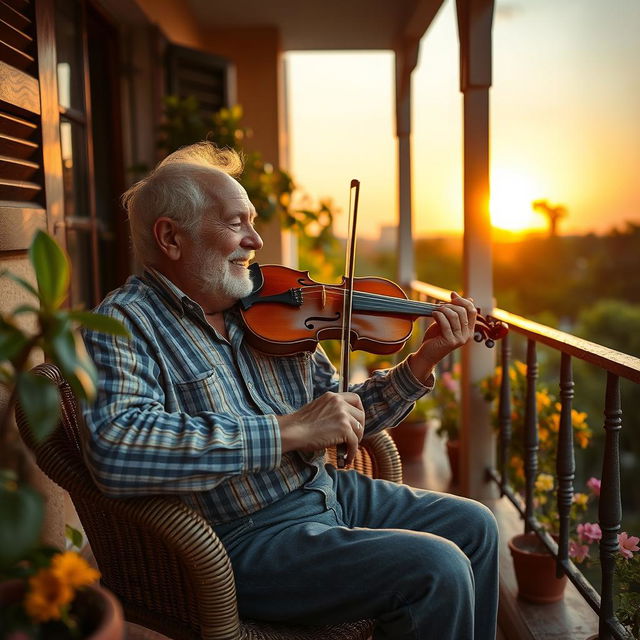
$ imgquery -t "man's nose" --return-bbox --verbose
[242,226,263,250]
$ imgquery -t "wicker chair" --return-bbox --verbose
[16,363,404,640]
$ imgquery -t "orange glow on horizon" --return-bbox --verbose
[490,169,547,233]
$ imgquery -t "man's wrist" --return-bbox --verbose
[407,353,436,385]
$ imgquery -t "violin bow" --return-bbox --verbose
[336,179,360,468]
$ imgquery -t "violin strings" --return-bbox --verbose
[297,285,441,316]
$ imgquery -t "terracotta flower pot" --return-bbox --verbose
[446,439,460,485]
[390,420,429,462]
[0,579,125,639]
[508,532,568,604]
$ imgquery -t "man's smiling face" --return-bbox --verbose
[186,170,263,310]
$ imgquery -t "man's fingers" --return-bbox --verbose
[344,429,360,465]
[341,391,364,410]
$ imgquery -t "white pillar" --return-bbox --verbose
[394,39,420,288]
[456,0,498,500]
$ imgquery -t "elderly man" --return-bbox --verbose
[82,143,498,640]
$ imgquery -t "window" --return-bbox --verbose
[54,0,126,308]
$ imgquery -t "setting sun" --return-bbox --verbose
[490,169,546,233]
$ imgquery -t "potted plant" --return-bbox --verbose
[426,364,461,483]
[480,361,594,604]
[389,395,432,463]
[0,231,129,639]
[568,477,640,638]
[158,99,337,242]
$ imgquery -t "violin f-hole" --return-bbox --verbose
[304,313,341,330]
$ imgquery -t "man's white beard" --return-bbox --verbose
[196,247,254,301]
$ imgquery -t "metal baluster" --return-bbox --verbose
[498,332,512,497]
[556,352,575,578]
[599,373,622,640]
[524,339,538,533]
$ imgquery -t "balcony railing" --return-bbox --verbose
[411,279,640,640]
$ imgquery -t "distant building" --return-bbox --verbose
[379,225,398,249]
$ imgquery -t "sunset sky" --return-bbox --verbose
[286,0,640,239]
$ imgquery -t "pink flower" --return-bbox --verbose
[577,522,602,543]
[441,372,459,394]
[587,477,601,496]
[569,540,590,563]
[618,532,640,559]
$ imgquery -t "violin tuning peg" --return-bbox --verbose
[473,332,484,343]
[485,339,495,349]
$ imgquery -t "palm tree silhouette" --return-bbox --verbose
[532,199,567,237]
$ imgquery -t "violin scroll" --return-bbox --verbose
[472,314,509,349]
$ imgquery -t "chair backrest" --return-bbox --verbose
[15,364,242,640]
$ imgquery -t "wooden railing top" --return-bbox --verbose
[410,280,640,384]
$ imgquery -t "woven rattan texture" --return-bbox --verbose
[16,364,402,640]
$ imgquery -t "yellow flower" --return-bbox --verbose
[515,361,527,377]
[576,429,592,449]
[571,409,588,428]
[539,427,549,443]
[548,413,560,433]
[24,568,73,622]
[51,551,100,589]
[536,391,552,411]
[573,492,589,507]
[510,455,525,480]
[535,473,554,492]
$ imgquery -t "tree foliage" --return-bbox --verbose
[158,98,336,241]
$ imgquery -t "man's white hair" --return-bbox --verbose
[123,143,243,264]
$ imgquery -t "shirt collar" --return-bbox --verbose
[143,267,207,321]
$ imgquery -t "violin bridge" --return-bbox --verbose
[321,286,327,309]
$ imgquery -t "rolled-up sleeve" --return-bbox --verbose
[309,347,434,435]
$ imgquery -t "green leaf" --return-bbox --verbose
[16,371,60,441]
[0,485,44,568]
[11,304,40,316]
[65,524,84,549]
[68,310,130,337]
[0,321,30,363]
[29,230,70,310]
[46,327,97,401]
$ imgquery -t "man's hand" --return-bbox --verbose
[408,292,478,383]
[276,392,365,465]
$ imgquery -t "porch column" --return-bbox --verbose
[394,38,420,288]
[456,0,497,500]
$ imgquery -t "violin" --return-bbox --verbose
[239,263,508,356]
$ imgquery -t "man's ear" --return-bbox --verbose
[153,217,183,261]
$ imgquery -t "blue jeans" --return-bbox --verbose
[214,465,498,640]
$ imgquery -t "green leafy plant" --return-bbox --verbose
[0,230,129,637]
[406,394,433,424]
[479,363,640,638]
[566,477,640,639]
[479,360,592,496]
[158,99,337,241]
[424,363,460,441]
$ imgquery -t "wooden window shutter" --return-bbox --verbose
[165,43,233,118]
[0,0,64,251]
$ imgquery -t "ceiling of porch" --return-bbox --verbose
[185,0,445,50]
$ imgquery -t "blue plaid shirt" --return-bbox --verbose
[81,268,432,524]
